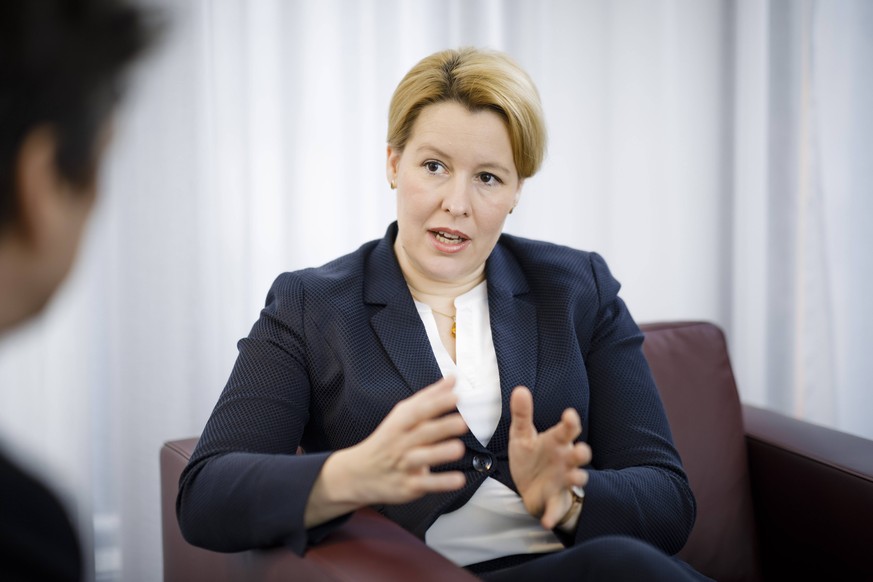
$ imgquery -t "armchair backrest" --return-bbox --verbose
[161,439,232,582]
[641,321,761,582]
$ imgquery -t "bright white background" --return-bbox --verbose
[0,1,870,580]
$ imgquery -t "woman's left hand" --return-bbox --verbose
[508,386,591,530]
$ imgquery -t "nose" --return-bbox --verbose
[442,177,471,217]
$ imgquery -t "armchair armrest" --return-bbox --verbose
[743,404,873,579]
[297,508,477,582]
[221,508,477,581]
[161,438,477,581]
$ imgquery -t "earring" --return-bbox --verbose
[390,179,397,190]
[509,206,515,214]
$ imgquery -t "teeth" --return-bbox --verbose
[436,231,463,243]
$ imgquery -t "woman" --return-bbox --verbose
[178,47,706,580]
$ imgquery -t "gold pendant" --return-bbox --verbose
[451,321,456,338]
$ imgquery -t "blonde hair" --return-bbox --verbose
[387,47,546,179]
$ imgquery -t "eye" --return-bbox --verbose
[423,160,447,175]
[478,172,503,186]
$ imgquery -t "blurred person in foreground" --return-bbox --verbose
[178,47,709,580]
[0,0,153,579]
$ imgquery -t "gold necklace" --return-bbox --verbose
[411,294,457,338]
[430,308,457,338]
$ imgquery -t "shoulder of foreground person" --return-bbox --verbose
[0,449,82,581]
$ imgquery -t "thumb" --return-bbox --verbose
[509,386,535,438]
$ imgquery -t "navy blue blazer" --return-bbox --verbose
[177,222,695,556]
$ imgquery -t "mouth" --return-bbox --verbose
[431,229,469,244]
[428,228,471,254]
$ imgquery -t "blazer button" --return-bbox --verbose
[472,453,493,473]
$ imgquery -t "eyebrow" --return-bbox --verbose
[415,144,513,176]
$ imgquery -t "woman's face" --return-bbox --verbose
[388,101,523,288]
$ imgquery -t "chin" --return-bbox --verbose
[26,265,73,321]
[0,294,51,334]
[419,258,470,281]
[27,288,56,320]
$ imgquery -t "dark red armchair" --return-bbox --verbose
[161,321,873,581]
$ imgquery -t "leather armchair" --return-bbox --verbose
[161,321,873,581]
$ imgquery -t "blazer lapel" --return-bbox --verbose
[485,242,537,454]
[365,224,442,395]
[362,226,537,454]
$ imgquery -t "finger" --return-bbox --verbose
[405,413,469,448]
[567,467,588,488]
[540,494,569,530]
[410,470,467,494]
[509,386,536,439]
[400,439,466,469]
[555,407,582,442]
[391,377,459,430]
[573,442,592,466]
[564,443,591,486]
[541,413,581,448]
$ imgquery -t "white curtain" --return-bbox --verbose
[731,0,873,430]
[0,1,869,579]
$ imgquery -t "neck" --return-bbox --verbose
[406,274,484,304]
[0,239,50,333]
[396,251,485,304]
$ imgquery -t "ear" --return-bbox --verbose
[386,145,401,185]
[513,178,524,207]
[13,126,62,246]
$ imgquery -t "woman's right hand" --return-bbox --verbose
[304,376,468,526]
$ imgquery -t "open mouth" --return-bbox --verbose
[432,230,468,244]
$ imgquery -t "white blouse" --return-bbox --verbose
[413,282,563,566]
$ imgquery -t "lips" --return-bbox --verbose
[428,228,471,253]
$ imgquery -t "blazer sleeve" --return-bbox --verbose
[176,273,351,554]
[570,253,696,555]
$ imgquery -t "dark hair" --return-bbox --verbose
[0,0,155,230]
